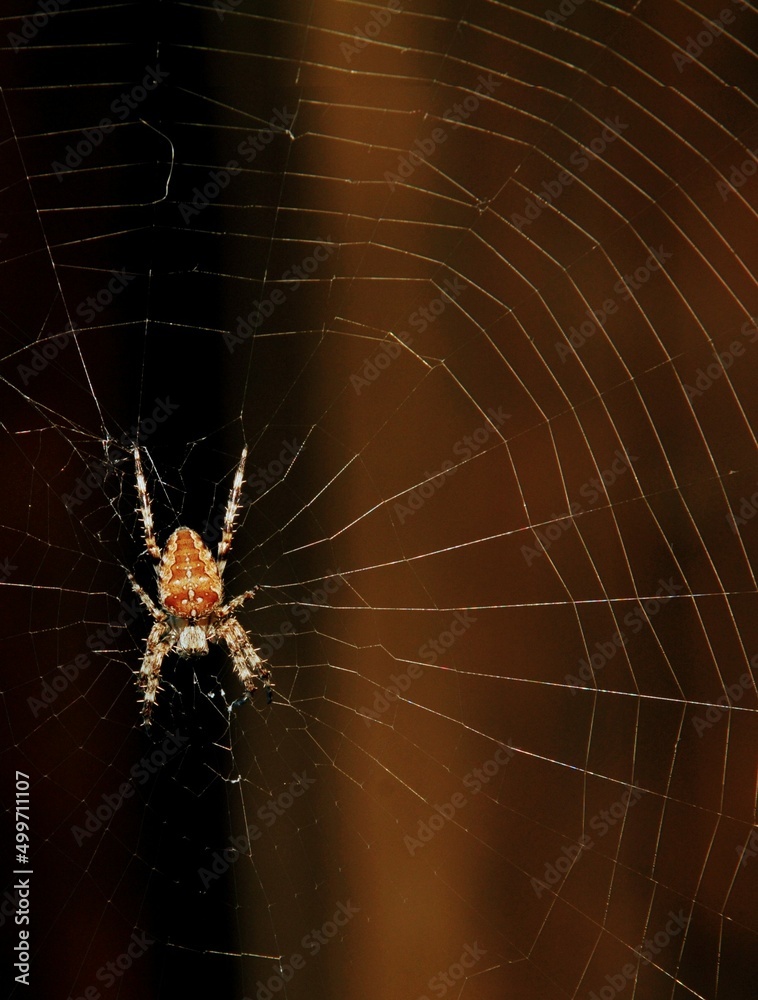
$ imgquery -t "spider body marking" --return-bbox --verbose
[128,447,272,725]
[160,527,223,621]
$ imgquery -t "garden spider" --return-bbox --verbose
[128,446,272,725]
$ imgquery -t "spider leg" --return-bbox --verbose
[134,446,162,562]
[219,586,258,616]
[139,620,174,726]
[216,447,248,577]
[215,616,273,704]
[127,570,166,621]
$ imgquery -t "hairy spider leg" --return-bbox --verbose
[133,446,161,561]
[217,446,248,576]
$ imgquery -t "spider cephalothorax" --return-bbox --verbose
[128,447,272,725]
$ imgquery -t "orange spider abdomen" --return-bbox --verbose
[159,527,223,618]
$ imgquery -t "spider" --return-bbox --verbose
[127,446,272,725]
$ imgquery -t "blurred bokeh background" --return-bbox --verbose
[1,2,757,998]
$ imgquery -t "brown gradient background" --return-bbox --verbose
[1,2,757,999]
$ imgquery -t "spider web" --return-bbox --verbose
[1,1,757,998]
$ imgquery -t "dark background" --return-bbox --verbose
[1,2,757,998]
